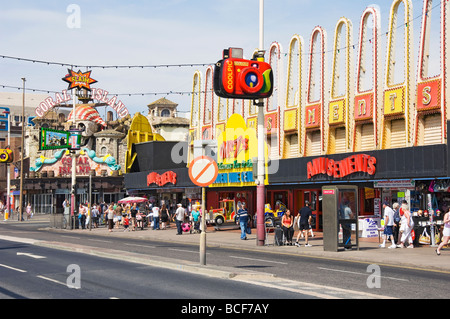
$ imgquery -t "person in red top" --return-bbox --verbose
[123,214,130,232]
[281,209,294,245]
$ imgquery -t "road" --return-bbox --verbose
[1,217,449,300]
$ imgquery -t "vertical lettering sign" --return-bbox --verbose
[416,79,441,111]
[354,93,374,121]
[305,104,321,129]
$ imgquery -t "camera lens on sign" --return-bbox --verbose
[245,73,259,88]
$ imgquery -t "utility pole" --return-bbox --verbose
[19,78,26,222]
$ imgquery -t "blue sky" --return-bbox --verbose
[0,0,439,116]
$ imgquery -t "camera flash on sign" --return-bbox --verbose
[230,48,244,59]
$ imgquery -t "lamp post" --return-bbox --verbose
[256,0,266,246]
[70,88,77,229]
[19,77,26,222]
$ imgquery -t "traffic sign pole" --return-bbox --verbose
[188,156,218,266]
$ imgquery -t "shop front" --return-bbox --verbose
[124,141,199,213]
[269,144,448,234]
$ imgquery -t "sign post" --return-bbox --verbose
[189,156,218,266]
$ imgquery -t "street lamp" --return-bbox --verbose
[256,0,266,246]
[19,77,26,222]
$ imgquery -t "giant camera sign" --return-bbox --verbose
[213,48,273,100]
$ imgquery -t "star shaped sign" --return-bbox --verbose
[62,69,97,91]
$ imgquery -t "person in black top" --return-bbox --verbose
[295,201,313,247]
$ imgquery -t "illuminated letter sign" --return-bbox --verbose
[147,171,177,187]
[416,79,441,111]
[307,154,376,179]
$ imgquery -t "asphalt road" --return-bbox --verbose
[0,239,314,301]
[1,219,449,299]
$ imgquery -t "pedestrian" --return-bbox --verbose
[380,202,396,249]
[152,204,160,230]
[398,201,414,248]
[436,207,450,255]
[107,205,115,232]
[281,209,294,245]
[114,204,123,229]
[236,203,250,240]
[130,203,138,231]
[160,204,169,229]
[174,203,185,235]
[190,205,201,233]
[78,204,86,229]
[295,201,313,247]
[26,203,33,220]
[0,200,4,218]
[123,213,130,232]
[392,202,401,244]
[91,204,99,228]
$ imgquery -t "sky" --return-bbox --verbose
[0,0,441,118]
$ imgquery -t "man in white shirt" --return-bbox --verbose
[175,203,185,235]
[380,201,396,249]
[152,205,160,230]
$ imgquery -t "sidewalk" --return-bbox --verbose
[7,214,450,273]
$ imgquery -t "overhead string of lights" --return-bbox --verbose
[0,84,213,97]
[0,0,443,97]
[0,54,214,70]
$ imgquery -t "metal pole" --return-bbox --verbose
[19,78,26,222]
[200,186,206,265]
[70,88,77,229]
[256,0,266,246]
[89,172,92,231]
[5,109,10,220]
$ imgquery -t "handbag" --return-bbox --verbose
[419,229,430,245]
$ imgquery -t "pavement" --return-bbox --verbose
[4,214,450,274]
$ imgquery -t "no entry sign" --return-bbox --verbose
[189,156,218,187]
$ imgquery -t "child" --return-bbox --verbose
[123,214,130,231]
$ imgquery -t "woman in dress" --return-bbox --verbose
[398,202,414,248]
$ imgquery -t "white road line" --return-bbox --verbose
[37,275,76,288]
[17,252,46,259]
[88,239,109,243]
[169,248,210,254]
[61,236,81,240]
[318,267,409,282]
[229,256,288,265]
[124,243,156,249]
[0,263,27,273]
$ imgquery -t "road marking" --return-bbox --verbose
[318,267,409,282]
[169,248,210,254]
[229,256,288,265]
[124,243,156,249]
[88,239,109,243]
[61,236,81,240]
[17,252,46,259]
[37,275,74,288]
[0,263,27,273]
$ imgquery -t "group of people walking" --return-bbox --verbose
[380,199,450,254]
[380,200,414,249]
